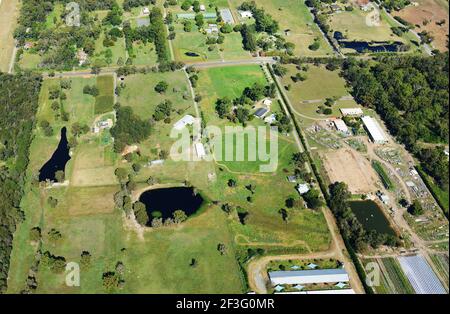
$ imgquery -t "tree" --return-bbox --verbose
[215,97,232,118]
[217,243,226,255]
[273,64,288,77]
[80,251,91,270]
[154,80,169,93]
[54,170,65,183]
[133,201,149,226]
[195,13,204,28]
[302,189,322,209]
[408,200,424,216]
[173,209,188,224]
[29,227,41,242]
[227,179,237,187]
[48,228,62,243]
[102,271,120,290]
[115,168,129,182]
[48,197,58,208]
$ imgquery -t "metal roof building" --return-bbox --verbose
[361,116,388,144]
[220,8,234,24]
[333,119,349,133]
[276,289,355,294]
[173,115,196,130]
[269,268,349,285]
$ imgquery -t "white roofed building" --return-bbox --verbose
[239,10,253,18]
[195,142,206,159]
[333,119,349,134]
[269,268,349,285]
[173,115,196,130]
[340,108,363,117]
[361,116,388,144]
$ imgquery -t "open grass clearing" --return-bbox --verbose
[0,0,20,72]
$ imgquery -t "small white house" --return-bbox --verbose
[263,98,272,107]
[239,10,253,18]
[142,7,150,15]
[340,108,363,117]
[297,183,310,195]
[199,4,206,11]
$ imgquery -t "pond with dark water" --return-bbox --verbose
[185,52,200,57]
[39,127,71,182]
[139,187,204,224]
[333,32,402,53]
[349,200,396,236]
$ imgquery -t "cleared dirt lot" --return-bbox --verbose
[0,0,20,72]
[321,148,379,194]
[394,0,449,51]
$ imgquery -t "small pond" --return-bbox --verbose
[185,52,200,57]
[349,200,396,236]
[338,40,402,53]
[39,127,71,182]
[139,187,204,224]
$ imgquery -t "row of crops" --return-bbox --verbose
[364,258,415,294]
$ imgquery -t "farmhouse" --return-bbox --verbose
[174,115,196,130]
[269,268,349,285]
[333,119,349,134]
[340,108,363,117]
[254,108,268,118]
[220,8,234,24]
[239,10,253,18]
[361,116,388,144]
[142,7,150,15]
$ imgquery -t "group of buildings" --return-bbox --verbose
[335,107,388,144]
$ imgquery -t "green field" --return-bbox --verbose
[195,65,268,125]
[95,75,115,114]
[328,7,404,43]
[228,0,333,57]
[279,64,362,125]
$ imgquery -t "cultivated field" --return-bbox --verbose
[321,148,380,194]
[393,0,449,51]
[363,258,415,294]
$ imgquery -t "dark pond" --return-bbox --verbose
[39,127,71,182]
[338,40,402,53]
[139,187,204,223]
[349,200,396,236]
[185,52,200,57]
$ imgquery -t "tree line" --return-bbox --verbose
[0,72,42,292]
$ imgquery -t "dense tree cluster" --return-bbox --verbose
[110,106,152,152]
[0,72,42,292]
[342,54,449,188]
[149,7,170,64]
[123,0,155,11]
